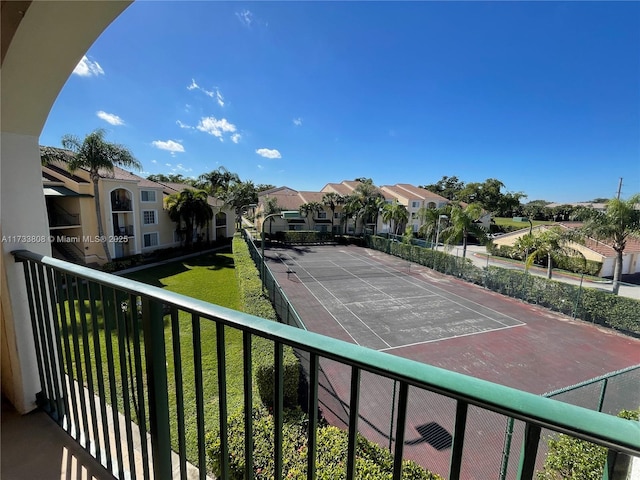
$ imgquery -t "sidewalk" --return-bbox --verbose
[464,245,640,300]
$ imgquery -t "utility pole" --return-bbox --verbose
[616,177,623,200]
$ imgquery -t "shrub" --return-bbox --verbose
[537,410,639,480]
[283,230,333,244]
[232,235,301,407]
[206,404,443,480]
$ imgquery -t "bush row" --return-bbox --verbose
[232,235,301,407]
[367,236,640,335]
[487,244,602,276]
[206,404,443,480]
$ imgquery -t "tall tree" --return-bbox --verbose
[165,189,213,248]
[322,192,344,235]
[42,129,141,262]
[261,196,281,234]
[198,166,240,197]
[575,194,640,294]
[417,206,449,246]
[514,226,584,279]
[420,176,465,200]
[299,202,324,229]
[342,195,364,235]
[382,200,409,235]
[440,203,489,258]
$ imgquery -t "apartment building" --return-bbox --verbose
[42,153,234,265]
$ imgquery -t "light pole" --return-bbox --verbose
[238,203,257,231]
[434,214,448,251]
[261,211,300,290]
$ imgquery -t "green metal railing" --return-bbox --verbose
[13,249,640,480]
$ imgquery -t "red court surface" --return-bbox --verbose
[265,244,640,479]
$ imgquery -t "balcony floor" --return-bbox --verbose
[1,397,115,480]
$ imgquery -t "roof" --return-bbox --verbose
[381,184,449,204]
[42,162,90,184]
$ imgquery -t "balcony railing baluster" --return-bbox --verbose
[170,308,188,480]
[115,290,137,477]
[216,324,230,480]
[448,400,469,480]
[274,341,284,480]
[142,298,172,478]
[191,313,207,479]
[130,294,151,480]
[46,267,67,422]
[243,331,254,480]
[392,382,409,480]
[517,423,541,479]
[307,352,319,480]
[346,365,361,480]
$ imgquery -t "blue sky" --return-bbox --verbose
[41,1,639,203]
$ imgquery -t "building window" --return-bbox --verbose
[141,190,156,202]
[143,232,159,248]
[317,211,327,219]
[143,210,157,225]
[334,212,342,219]
[411,201,420,208]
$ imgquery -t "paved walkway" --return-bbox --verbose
[463,245,640,300]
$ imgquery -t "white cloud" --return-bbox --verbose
[165,163,172,167]
[176,120,193,129]
[73,55,104,77]
[187,79,224,106]
[293,117,303,126]
[256,148,281,159]
[216,89,225,107]
[257,164,264,170]
[152,140,185,154]
[151,160,157,164]
[96,111,124,126]
[231,133,241,144]
[197,116,237,141]
[173,163,193,173]
[236,9,253,27]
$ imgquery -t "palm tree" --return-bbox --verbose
[41,129,141,262]
[342,195,364,235]
[165,189,213,248]
[363,194,386,235]
[260,196,281,235]
[417,206,449,247]
[514,226,585,279]
[575,194,640,294]
[299,202,324,230]
[440,203,489,258]
[198,166,240,197]
[322,192,344,235]
[382,200,409,235]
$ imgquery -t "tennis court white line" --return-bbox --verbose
[379,323,525,352]
[280,253,393,349]
[275,255,363,346]
[341,249,525,329]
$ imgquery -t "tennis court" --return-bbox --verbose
[270,245,524,351]
[262,243,640,479]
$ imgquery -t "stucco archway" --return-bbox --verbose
[1,1,132,412]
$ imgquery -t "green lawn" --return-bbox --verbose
[61,251,244,468]
[493,217,555,229]
[123,252,245,464]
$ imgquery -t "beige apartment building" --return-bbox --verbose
[42,153,234,265]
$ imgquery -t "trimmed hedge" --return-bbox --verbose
[206,405,443,480]
[232,235,301,407]
[487,243,602,276]
[537,410,639,480]
[276,230,334,244]
[367,235,640,335]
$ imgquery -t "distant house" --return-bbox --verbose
[491,222,640,277]
[379,184,449,233]
[41,148,234,265]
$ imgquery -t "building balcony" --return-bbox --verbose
[4,249,639,480]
